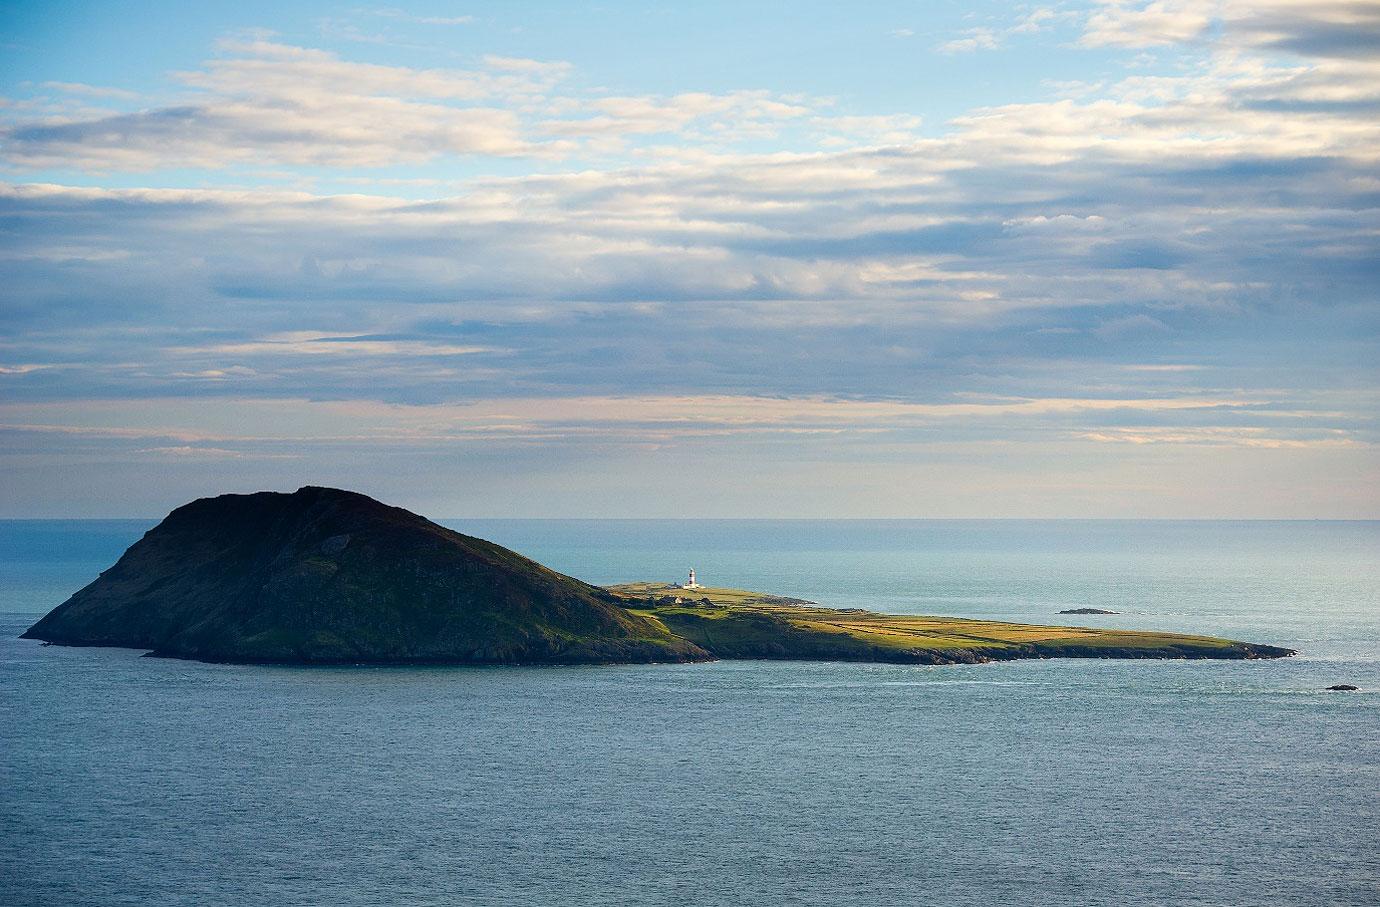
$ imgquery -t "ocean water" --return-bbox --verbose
[2,519,1377,906]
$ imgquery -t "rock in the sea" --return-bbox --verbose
[22,487,709,666]
[1327,684,1359,691]
[1058,608,1119,615]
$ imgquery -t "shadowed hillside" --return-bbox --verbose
[23,487,708,665]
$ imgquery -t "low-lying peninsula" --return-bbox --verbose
[23,487,1294,666]
[606,584,1292,664]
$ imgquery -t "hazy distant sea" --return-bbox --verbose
[2,519,1377,906]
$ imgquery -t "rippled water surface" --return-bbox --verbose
[2,520,1377,906]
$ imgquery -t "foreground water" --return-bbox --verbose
[2,520,1377,906]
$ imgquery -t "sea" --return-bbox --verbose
[2,519,1377,906]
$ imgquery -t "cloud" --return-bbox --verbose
[939,28,1001,54]
[1011,8,1059,34]
[175,332,495,358]
[137,445,300,459]
[482,55,572,76]
[2,41,569,169]
[41,81,139,100]
[0,13,1376,516]
[1082,0,1214,48]
[2,23,1375,335]
[939,8,1060,52]
[1228,0,1380,59]
[1082,0,1380,57]
[1080,427,1363,448]
[3,103,538,169]
[541,91,811,138]
[812,114,925,147]
[0,40,829,169]
[374,9,476,26]
[1093,313,1173,340]
[0,392,1290,450]
[9,5,1375,175]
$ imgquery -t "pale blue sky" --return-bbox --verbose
[1,1,1377,517]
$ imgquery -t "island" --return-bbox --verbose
[22,487,1295,666]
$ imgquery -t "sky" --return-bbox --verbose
[1,0,1377,518]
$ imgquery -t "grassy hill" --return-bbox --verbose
[23,488,708,665]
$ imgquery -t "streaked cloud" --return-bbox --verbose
[0,390,1341,444]
[939,28,1001,54]
[1082,0,1215,47]
[1,41,820,170]
[2,41,567,169]
[1080,427,1364,448]
[374,9,476,27]
[175,332,495,358]
[940,8,1060,53]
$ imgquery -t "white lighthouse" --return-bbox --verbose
[681,568,702,590]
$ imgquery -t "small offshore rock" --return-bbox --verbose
[1327,684,1359,691]
[1059,608,1119,615]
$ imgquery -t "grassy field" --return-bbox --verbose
[605,582,1293,664]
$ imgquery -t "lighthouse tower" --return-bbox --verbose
[682,569,701,590]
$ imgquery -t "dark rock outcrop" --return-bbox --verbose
[1327,684,1359,691]
[23,487,708,665]
[1059,608,1119,615]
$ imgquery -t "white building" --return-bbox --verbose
[678,569,701,590]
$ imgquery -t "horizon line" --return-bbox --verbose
[3,516,1377,523]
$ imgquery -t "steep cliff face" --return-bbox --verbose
[23,487,709,665]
